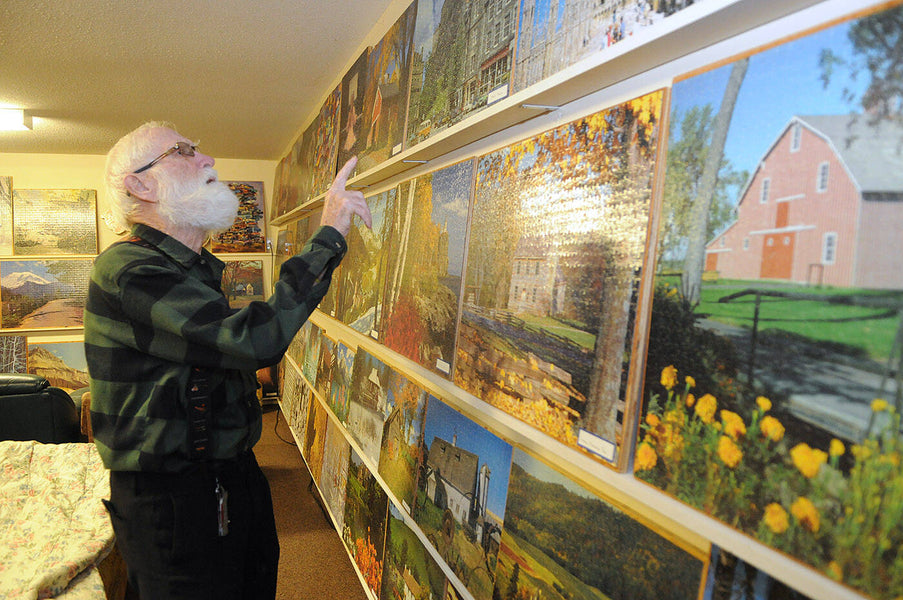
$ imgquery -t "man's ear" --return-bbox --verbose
[123,174,156,202]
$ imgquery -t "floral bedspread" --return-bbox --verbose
[0,440,113,599]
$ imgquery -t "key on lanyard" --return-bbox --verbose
[215,477,229,537]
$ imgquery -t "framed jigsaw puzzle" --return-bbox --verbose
[455,91,664,468]
[12,189,97,255]
[636,5,903,599]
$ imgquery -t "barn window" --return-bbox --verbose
[720,237,726,247]
[760,178,770,204]
[790,122,802,152]
[766,238,774,247]
[816,162,829,193]
[784,236,790,245]
[743,238,750,250]
[823,232,837,264]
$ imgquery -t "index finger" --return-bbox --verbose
[332,156,358,190]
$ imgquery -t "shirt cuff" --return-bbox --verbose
[309,225,347,256]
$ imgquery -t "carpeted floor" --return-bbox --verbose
[256,404,368,600]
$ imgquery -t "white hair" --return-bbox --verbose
[104,120,176,231]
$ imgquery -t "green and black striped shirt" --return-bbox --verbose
[85,222,345,473]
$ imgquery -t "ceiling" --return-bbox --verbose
[0,0,402,161]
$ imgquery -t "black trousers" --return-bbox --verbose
[105,451,279,600]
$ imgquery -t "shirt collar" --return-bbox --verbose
[130,223,222,270]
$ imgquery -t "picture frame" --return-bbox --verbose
[335,187,397,337]
[513,0,698,93]
[0,334,26,373]
[12,189,98,255]
[320,416,351,531]
[340,2,417,175]
[0,259,94,330]
[412,397,513,600]
[210,181,267,253]
[342,448,390,599]
[636,5,903,598]
[454,91,665,468]
[26,340,89,393]
[406,0,519,147]
[497,447,708,600]
[381,159,475,377]
[328,342,355,423]
[220,259,264,309]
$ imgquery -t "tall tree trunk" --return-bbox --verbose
[584,116,651,443]
[681,57,749,304]
[388,180,417,313]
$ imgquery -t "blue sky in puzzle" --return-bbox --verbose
[413,0,443,57]
[422,396,512,518]
[429,160,473,277]
[2,260,58,282]
[669,14,871,202]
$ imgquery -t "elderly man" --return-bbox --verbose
[85,121,370,599]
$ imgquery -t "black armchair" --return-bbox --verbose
[0,373,83,443]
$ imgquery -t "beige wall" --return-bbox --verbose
[1,152,277,250]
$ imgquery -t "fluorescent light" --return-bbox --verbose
[0,109,32,131]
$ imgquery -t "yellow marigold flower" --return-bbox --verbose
[664,409,686,426]
[827,561,843,581]
[880,452,901,468]
[791,496,820,533]
[791,443,828,479]
[685,376,696,389]
[685,393,696,408]
[851,444,872,461]
[660,424,685,463]
[762,503,789,534]
[760,416,785,442]
[645,413,660,428]
[721,410,747,440]
[660,365,678,390]
[635,442,658,471]
[756,396,772,412]
[717,435,742,468]
[829,438,845,458]
[871,398,889,412]
[695,393,717,424]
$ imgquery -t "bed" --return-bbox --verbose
[0,440,117,599]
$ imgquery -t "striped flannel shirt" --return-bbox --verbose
[85,222,345,473]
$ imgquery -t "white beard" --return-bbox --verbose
[156,167,239,234]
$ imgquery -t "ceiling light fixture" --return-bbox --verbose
[0,109,32,131]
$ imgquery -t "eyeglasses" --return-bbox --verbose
[133,141,198,174]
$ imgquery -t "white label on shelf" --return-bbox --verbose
[577,429,616,462]
[487,84,509,105]
[369,329,379,340]
[392,143,403,155]
[435,358,451,374]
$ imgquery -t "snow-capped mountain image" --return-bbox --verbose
[0,259,93,329]
[1,271,67,297]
